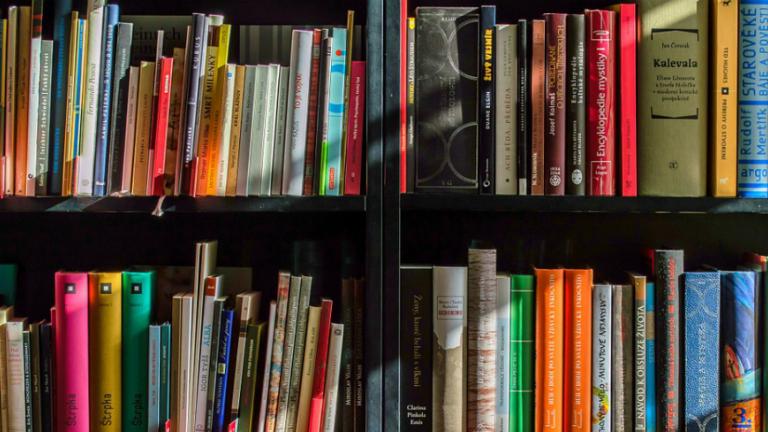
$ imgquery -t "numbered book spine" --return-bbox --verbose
[565,14,585,196]
[36,40,53,196]
[478,6,496,194]
[122,271,154,432]
[611,284,633,431]
[93,4,119,197]
[631,275,647,432]
[49,0,73,195]
[468,248,497,430]
[400,267,432,431]
[281,30,313,196]
[564,269,592,432]
[530,19,545,195]
[543,13,566,196]
[711,0,738,197]
[591,284,611,432]
[495,24,517,196]
[654,249,683,432]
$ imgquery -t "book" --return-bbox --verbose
[286,276,313,432]
[151,57,174,195]
[25,0,43,196]
[630,274,647,431]
[564,269,592,432]
[256,303,278,432]
[534,269,563,431]
[121,66,139,194]
[149,325,161,432]
[683,272,720,432]
[612,284,633,431]
[172,293,193,432]
[93,4,119,197]
[39,323,53,432]
[654,249,683,431]
[88,272,122,432]
[352,278,365,432]
[307,299,333,432]
[319,28,347,196]
[585,9,615,196]
[400,266,432,431]
[343,61,365,196]
[478,6,496,194]
[225,65,245,196]
[65,16,87,196]
[304,29,323,195]
[517,20,529,195]
[591,284,611,432]
[405,17,415,194]
[646,282,656,432]
[122,271,155,432]
[509,274,533,432]
[495,24,517,195]
[235,66,256,196]
[106,22,132,194]
[76,5,104,196]
[638,0,708,197]
[6,318,26,432]
[21,329,32,432]
[4,7,17,196]
[205,299,227,432]
[276,276,303,432]
[212,309,234,432]
[195,43,218,197]
[271,65,290,195]
[15,6,30,196]
[544,13,566,196]
[132,61,156,196]
[49,0,73,195]
[495,275,510,432]
[340,279,354,432]
[281,30,313,196]
[229,292,260,421]
[246,65,268,195]
[565,14,585,196]
[35,40,53,196]
[179,14,207,195]
[29,322,42,432]
[321,324,344,432]
[721,271,760,430]
[296,306,321,432]
[194,275,223,432]
[432,266,466,432]
[0,306,14,432]
[414,7,479,192]
[530,19,545,196]
[314,34,332,195]
[611,4,637,197]
[160,323,172,428]
[54,272,89,432]
[165,47,185,195]
[0,19,5,197]
[266,273,292,432]
[239,320,267,432]
[0,264,17,306]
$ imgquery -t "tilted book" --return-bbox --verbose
[281,30,313,196]
[543,13,566,196]
[478,6,496,194]
[229,291,261,421]
[654,250,683,431]
[591,284,611,432]
[468,248,497,430]
[509,275,533,432]
[565,14,585,196]
[495,24,518,196]
[611,284,633,431]
[212,309,234,432]
[122,271,155,432]
[401,266,433,431]
[564,269,592,432]
[534,269,564,431]
[107,22,133,194]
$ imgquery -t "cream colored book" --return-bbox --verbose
[76,5,104,196]
[225,65,246,196]
[121,66,139,193]
[5,318,26,432]
[26,1,43,196]
[295,306,321,432]
[213,63,236,195]
[0,306,14,432]
[131,61,155,195]
[321,324,344,432]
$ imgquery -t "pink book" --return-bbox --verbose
[54,272,89,432]
[614,4,637,196]
[307,299,333,432]
[344,61,366,196]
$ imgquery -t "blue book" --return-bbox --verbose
[683,272,720,432]
[148,324,161,432]
[738,0,768,198]
[48,0,72,195]
[72,19,87,161]
[160,322,171,426]
[212,308,234,432]
[646,282,656,432]
[321,28,347,196]
[93,4,119,197]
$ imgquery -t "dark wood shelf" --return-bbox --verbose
[401,194,768,214]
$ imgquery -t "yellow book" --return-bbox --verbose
[0,18,7,183]
[711,0,738,197]
[89,272,122,432]
[14,6,30,196]
[195,45,217,195]
[4,8,17,197]
[206,24,231,195]
[62,12,80,196]
[164,47,186,195]
[132,61,155,196]
[0,306,14,432]
[225,65,246,196]
[296,306,321,432]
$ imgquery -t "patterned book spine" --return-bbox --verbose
[509,275,533,432]
[564,269,592,432]
[495,24,517,196]
[530,19,545,195]
[611,284,633,432]
[613,4,636,197]
[711,0,738,197]
[49,0,72,195]
[543,13,566,196]
[535,268,564,432]
[401,267,433,431]
[722,271,760,431]
[591,284,611,432]
[496,276,510,432]
[276,276,302,432]
[93,4,119,197]
[632,275,647,432]
[343,61,365,196]
[646,282,656,432]
[683,272,720,432]
[565,14,585,196]
[36,40,53,196]
[468,248,497,431]
[478,6,496,194]
[654,249,683,432]
[281,30,313,196]
[516,20,529,195]
[266,273,291,432]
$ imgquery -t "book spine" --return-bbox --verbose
[313,36,331,195]
[59,12,76,195]
[4,8,18,196]
[194,45,217,196]
[179,14,206,195]
[320,29,347,196]
[286,277,314,432]
[722,271,760,431]
[30,326,42,432]
[343,61,365,195]
[214,64,236,196]
[543,13,566,196]
[93,5,118,197]
[276,276,303,432]
[591,284,611,432]
[585,9,616,196]
[151,57,174,195]
[400,267,433,431]
[565,14,585,196]
[615,4,636,197]
[36,40,53,196]
[495,25,517,196]
[237,322,261,432]
[654,250,683,432]
[341,280,354,432]
[321,324,344,432]
[160,323,171,427]
[711,0,738,197]
[6,321,27,432]
[71,18,87,196]
[352,279,365,432]
[165,47,185,195]
[76,5,104,196]
[517,20,529,195]
[296,306,321,432]
[405,18,415,193]
[564,269,592,432]
[49,0,72,195]
[611,284,633,432]
[122,271,154,432]
[530,19,545,195]
[26,0,43,197]
[194,276,221,432]
[228,295,254,421]
[39,323,53,432]
[307,300,333,432]
[0,19,5,197]
[271,65,290,196]
[206,301,224,432]
[303,30,322,195]
[225,65,245,196]
[266,273,292,432]
[15,6,30,196]
[246,65,268,196]
[509,275,533,432]
[495,276,510,432]
[682,272,720,432]
[107,23,132,194]
[468,248,497,429]
[121,66,139,193]
[478,6,496,194]
[132,61,156,196]
[399,0,408,194]
[213,309,234,432]
[22,331,32,432]
[258,65,282,196]
[253,303,275,432]
[236,66,256,196]
[535,269,564,431]
[281,30,313,196]
[645,283,656,432]
[148,325,161,432]
[632,276,647,432]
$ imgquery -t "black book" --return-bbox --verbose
[352,279,365,432]
[341,279,355,432]
[517,19,529,195]
[565,14,585,196]
[478,6,496,194]
[314,32,333,195]
[107,22,134,194]
[400,266,433,431]
[22,331,32,432]
[415,7,479,192]
[39,323,53,432]
[654,250,683,431]
[30,323,42,432]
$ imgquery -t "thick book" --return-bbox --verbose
[721,271,760,430]
[478,6,496,194]
[107,22,133,194]
[534,269,564,431]
[93,4,119,197]
[645,282,656,432]
[638,0,708,196]
[467,247,497,429]
[543,13,566,196]
[683,272,720,432]
[343,61,365,196]
[321,324,344,432]
[612,284,633,431]
[630,274,647,431]
[212,309,234,432]
[319,28,347,196]
[54,272,89,432]
[49,0,73,195]
[509,275,533,432]
[585,9,616,196]
[6,319,27,432]
[122,271,154,432]
[36,40,53,196]
[76,5,104,196]
[496,275,510,431]
[611,4,637,197]
[400,266,433,431]
[495,24,518,195]
[654,249,683,431]
[276,276,303,432]
[303,29,323,195]
[266,273,292,432]
[286,276,313,432]
[150,57,174,196]
[415,7,479,192]
[530,19,545,195]
[296,305,322,432]
[517,20,529,195]
[564,269,592,432]
[565,14,585,196]
[15,6,30,196]
[307,299,333,432]
[591,284,611,432]
[88,272,122,432]
[281,30,313,196]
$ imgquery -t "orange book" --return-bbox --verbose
[530,19,545,196]
[14,6,30,196]
[564,269,592,431]
[534,268,564,431]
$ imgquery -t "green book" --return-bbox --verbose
[509,274,534,432]
[160,322,171,427]
[236,321,266,432]
[0,264,18,306]
[122,271,155,432]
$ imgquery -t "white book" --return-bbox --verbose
[189,241,217,432]
[592,284,612,432]
[148,325,161,432]
[215,64,237,195]
[76,6,104,196]
[495,24,518,195]
[178,294,194,432]
[256,302,278,432]
[247,65,269,196]
[193,274,222,432]
[27,27,42,196]
[259,64,282,196]
[281,30,314,196]
[321,323,344,432]
[5,320,25,432]
[495,275,510,432]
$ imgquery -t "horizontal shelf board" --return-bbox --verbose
[0,196,365,214]
[401,194,768,214]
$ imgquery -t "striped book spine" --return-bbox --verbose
[591,284,611,432]
[468,247,497,431]
[509,274,533,432]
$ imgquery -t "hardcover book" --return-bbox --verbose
[630,274,647,431]
[468,247,497,430]
[565,14,585,196]
[654,249,683,431]
[307,299,333,432]
[612,284,633,431]
[93,4,119,197]
[591,284,611,432]
[478,6,496,194]
[544,13,566,196]
[530,19,545,195]
[646,282,656,432]
[321,324,344,432]
[535,268,564,431]
[107,22,133,194]
[564,269,592,432]
[122,271,155,432]
[496,275,510,432]
[319,28,347,196]
[286,276,313,432]
[276,276,302,432]
[49,0,73,195]
[611,3,637,197]
[281,30,313,196]
[401,266,432,431]
[517,20,529,195]
[495,24,518,195]
[265,273,291,432]
[296,306,321,432]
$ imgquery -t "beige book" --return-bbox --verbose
[178,293,194,432]
[195,45,218,195]
[121,66,139,193]
[4,9,17,196]
[164,47,186,195]
[225,65,246,196]
[295,306,321,432]
[212,63,236,195]
[14,6,30,197]
[5,318,26,432]
[131,61,155,195]
[321,324,344,432]
[0,306,14,432]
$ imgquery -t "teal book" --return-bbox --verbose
[320,28,347,196]
[159,322,171,426]
[122,271,155,432]
[0,264,18,306]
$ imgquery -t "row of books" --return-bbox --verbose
[0,1,366,198]
[401,0,759,198]
[401,248,767,431]
[0,241,366,432]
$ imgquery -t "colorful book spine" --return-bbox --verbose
[307,299,333,432]
[266,273,292,432]
[612,3,637,197]
[343,61,365,196]
[631,274,647,431]
[611,284,633,431]
[564,269,592,432]
[214,63,236,196]
[654,249,683,431]
[122,271,154,432]
[70,18,87,196]
[509,274,533,432]
[15,6,30,196]
[151,57,174,196]
[49,0,72,195]
[565,14,585,196]
[400,267,432,431]
[517,20,529,195]
[468,247,497,430]
[722,271,761,431]
[683,272,720,432]
[530,19,545,195]
[319,28,347,196]
[645,282,656,432]
[591,284,611,432]
[711,0,738,197]
[225,65,245,196]
[321,324,344,432]
[93,4,119,197]
[212,309,234,432]
[543,13,566,196]
[281,30,313,196]
[535,268,564,431]
[478,6,496,194]
[276,276,302,432]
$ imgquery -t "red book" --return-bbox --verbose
[151,57,174,196]
[586,9,616,196]
[399,0,408,193]
[544,13,567,196]
[530,19,546,196]
[612,4,637,196]
[344,61,366,196]
[303,29,323,196]
[54,272,89,432]
[307,299,334,432]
